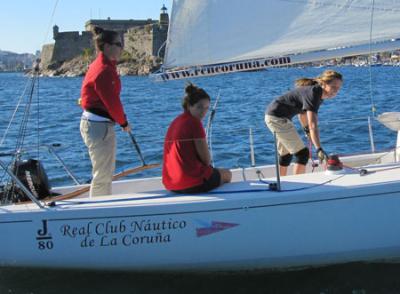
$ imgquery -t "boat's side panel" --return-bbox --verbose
[1,188,400,271]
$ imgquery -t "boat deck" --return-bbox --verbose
[2,161,400,214]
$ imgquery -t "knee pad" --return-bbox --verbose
[279,153,293,167]
[294,147,310,165]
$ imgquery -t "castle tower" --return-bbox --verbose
[159,4,169,29]
[53,25,59,40]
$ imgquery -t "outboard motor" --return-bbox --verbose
[12,159,52,201]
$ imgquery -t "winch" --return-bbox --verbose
[325,154,368,176]
[326,154,343,171]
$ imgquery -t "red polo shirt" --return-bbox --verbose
[162,112,213,190]
[81,52,127,126]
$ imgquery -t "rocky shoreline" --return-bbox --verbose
[38,55,162,77]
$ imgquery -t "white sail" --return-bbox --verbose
[157,0,400,80]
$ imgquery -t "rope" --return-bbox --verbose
[0,0,59,195]
[279,175,346,192]
[15,76,37,154]
[37,75,40,159]
[41,0,60,48]
[0,75,39,196]
[206,90,221,165]
[308,139,318,172]
[0,81,30,146]
[258,174,345,192]
[367,0,377,117]
[10,76,37,181]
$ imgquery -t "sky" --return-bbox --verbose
[0,0,173,54]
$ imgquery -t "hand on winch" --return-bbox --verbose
[317,147,329,164]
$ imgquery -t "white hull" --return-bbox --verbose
[1,151,400,271]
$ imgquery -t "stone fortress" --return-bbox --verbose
[40,5,169,76]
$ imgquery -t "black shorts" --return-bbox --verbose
[173,168,221,194]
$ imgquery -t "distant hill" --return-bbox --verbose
[0,49,36,72]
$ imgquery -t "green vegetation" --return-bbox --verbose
[82,48,94,64]
[119,51,135,63]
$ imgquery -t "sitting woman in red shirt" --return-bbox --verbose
[163,83,232,193]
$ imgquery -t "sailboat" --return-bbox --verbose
[1,0,400,271]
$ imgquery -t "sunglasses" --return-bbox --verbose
[109,41,123,48]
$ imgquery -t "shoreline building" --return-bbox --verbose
[40,5,169,69]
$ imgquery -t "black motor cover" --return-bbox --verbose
[14,159,51,200]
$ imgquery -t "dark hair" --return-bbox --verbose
[92,26,119,52]
[295,70,343,87]
[182,83,210,110]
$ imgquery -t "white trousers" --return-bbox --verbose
[80,119,116,197]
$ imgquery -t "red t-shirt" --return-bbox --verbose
[80,52,127,126]
[162,112,213,190]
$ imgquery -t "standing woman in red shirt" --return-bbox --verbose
[163,83,232,193]
[80,26,131,197]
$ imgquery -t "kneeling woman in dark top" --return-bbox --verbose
[163,83,232,193]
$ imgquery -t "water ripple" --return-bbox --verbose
[0,67,399,186]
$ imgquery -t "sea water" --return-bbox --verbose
[0,67,400,293]
[0,66,399,187]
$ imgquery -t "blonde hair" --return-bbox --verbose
[295,70,343,87]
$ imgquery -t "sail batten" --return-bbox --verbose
[156,0,400,80]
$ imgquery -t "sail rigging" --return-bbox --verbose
[154,0,400,80]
